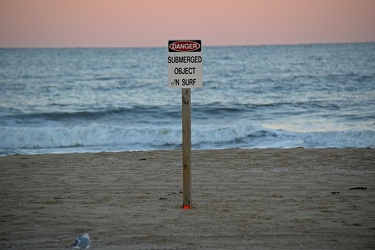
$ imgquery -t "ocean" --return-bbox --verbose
[1,43,374,156]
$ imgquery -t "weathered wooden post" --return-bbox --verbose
[182,88,191,208]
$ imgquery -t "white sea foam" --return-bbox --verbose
[1,121,374,155]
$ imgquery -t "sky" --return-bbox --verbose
[1,0,374,48]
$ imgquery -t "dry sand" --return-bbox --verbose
[0,148,374,249]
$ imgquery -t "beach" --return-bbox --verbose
[1,148,374,249]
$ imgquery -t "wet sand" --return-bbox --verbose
[1,148,374,249]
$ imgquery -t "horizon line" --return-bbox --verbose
[1,41,374,49]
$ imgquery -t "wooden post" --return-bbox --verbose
[182,88,192,209]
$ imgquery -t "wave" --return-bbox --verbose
[1,122,374,155]
[0,106,180,125]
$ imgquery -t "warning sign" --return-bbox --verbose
[168,40,202,88]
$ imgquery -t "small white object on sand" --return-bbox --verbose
[71,233,90,249]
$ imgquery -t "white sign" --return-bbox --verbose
[168,40,202,88]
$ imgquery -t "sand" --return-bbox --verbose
[0,148,374,249]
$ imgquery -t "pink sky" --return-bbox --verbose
[1,0,374,48]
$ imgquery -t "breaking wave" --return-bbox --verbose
[1,121,374,155]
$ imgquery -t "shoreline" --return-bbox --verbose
[1,148,374,249]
